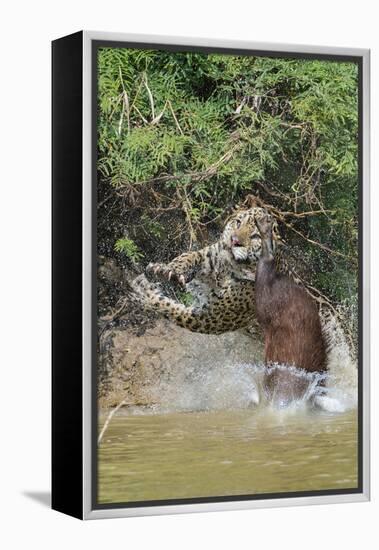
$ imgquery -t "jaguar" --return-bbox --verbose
[131,206,282,334]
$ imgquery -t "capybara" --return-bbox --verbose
[254,214,327,405]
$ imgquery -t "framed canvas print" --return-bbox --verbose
[52,31,370,519]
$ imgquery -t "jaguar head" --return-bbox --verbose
[222,207,280,262]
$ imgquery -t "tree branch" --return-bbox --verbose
[244,194,353,262]
[98,400,128,445]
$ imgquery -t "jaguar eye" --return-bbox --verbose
[236,219,241,228]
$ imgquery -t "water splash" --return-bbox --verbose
[145,311,357,415]
[321,310,358,411]
[150,359,356,415]
[153,362,264,413]
[109,302,358,416]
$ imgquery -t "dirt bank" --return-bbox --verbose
[98,317,264,411]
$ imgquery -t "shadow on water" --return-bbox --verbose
[23,491,51,508]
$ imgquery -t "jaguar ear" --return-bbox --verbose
[224,205,238,222]
[243,194,258,208]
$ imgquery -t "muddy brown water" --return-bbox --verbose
[98,407,358,504]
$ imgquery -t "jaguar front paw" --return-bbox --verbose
[146,262,186,287]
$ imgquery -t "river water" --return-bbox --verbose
[98,316,358,505]
[98,404,358,504]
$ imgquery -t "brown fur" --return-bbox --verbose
[255,215,327,402]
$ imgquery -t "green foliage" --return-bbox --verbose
[98,47,359,305]
[114,237,143,261]
[177,291,194,306]
[140,215,165,239]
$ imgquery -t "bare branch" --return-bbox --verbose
[244,194,353,262]
[143,73,155,120]
[117,107,124,136]
[234,96,247,114]
[98,400,128,445]
[176,187,197,248]
[99,297,128,324]
[123,91,130,134]
[115,139,242,191]
[167,100,184,135]
[151,100,168,125]
[117,66,131,134]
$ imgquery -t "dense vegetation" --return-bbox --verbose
[97,47,359,312]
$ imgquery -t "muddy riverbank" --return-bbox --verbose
[98,316,264,411]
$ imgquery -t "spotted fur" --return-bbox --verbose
[131,207,281,334]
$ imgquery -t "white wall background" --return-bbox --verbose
[1,1,377,548]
